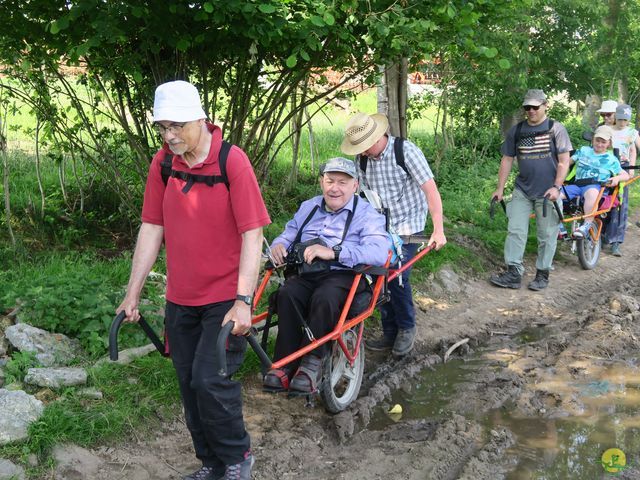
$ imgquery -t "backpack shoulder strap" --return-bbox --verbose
[158,140,232,191]
[393,137,409,175]
[547,118,557,153]
[358,154,368,175]
[514,120,525,145]
[160,152,173,186]
[218,141,232,189]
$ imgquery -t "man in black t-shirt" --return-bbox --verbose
[490,89,572,291]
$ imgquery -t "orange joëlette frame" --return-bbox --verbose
[251,245,433,371]
[560,175,639,241]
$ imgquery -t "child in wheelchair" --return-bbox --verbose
[561,125,630,238]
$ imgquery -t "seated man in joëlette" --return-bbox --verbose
[264,157,389,394]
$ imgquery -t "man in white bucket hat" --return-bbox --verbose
[341,112,446,357]
[118,80,270,480]
[597,99,618,127]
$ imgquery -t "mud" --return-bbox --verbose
[57,225,640,479]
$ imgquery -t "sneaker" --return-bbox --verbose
[573,222,593,239]
[527,269,549,291]
[392,327,416,357]
[611,242,622,257]
[221,452,255,480]
[365,335,395,351]
[183,466,219,480]
[489,265,522,289]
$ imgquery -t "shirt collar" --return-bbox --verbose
[319,194,356,214]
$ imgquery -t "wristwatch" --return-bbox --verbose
[236,294,253,307]
[332,245,342,261]
[552,184,562,191]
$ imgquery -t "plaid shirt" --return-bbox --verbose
[357,135,434,235]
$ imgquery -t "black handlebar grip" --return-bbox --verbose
[217,322,235,376]
[216,322,273,376]
[109,311,168,361]
[109,311,126,361]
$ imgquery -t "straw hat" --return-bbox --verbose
[341,112,389,155]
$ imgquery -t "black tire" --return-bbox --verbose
[577,224,601,270]
[320,328,365,413]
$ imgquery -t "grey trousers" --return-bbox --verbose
[504,188,561,274]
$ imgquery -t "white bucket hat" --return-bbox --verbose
[153,80,207,122]
[341,112,389,155]
[597,100,618,113]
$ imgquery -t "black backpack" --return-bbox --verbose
[160,141,232,194]
[357,137,410,177]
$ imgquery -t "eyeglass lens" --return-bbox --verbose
[524,105,540,111]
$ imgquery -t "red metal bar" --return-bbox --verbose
[388,244,433,282]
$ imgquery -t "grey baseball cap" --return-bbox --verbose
[522,89,547,106]
[615,104,632,121]
[320,157,358,178]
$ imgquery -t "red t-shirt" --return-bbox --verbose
[142,123,271,306]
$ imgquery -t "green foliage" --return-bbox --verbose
[0,252,165,359]
[3,351,39,384]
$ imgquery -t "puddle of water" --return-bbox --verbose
[370,352,640,478]
[517,325,548,344]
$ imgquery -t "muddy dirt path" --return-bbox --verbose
[66,226,640,480]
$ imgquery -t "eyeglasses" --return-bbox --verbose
[523,105,541,111]
[600,113,614,118]
[154,122,188,135]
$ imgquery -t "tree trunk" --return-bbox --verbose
[2,155,13,246]
[583,94,601,132]
[378,59,408,137]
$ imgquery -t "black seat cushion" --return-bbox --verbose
[347,290,372,318]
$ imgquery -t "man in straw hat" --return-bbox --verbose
[341,112,446,357]
[489,89,572,291]
[117,80,270,480]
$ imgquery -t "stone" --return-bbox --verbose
[77,388,103,400]
[96,343,156,366]
[52,444,102,480]
[0,389,44,445]
[0,458,25,480]
[5,324,82,367]
[434,265,462,294]
[24,367,88,389]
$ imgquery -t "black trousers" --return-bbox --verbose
[165,300,249,473]
[274,270,365,361]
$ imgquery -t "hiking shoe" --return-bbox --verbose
[489,265,522,289]
[365,335,395,351]
[573,222,593,239]
[392,327,416,357]
[221,452,255,480]
[289,354,322,394]
[183,466,219,480]
[263,367,291,393]
[527,269,549,291]
[611,242,622,257]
